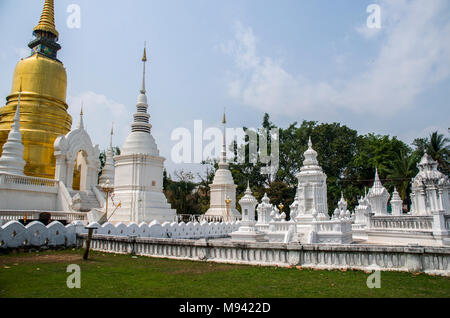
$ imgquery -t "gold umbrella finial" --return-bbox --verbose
[33,0,59,38]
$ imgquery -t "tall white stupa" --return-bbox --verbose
[295,137,329,227]
[205,112,240,220]
[110,46,176,223]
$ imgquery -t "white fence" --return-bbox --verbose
[0,219,242,249]
[0,210,87,223]
[0,220,78,248]
[82,220,241,240]
[370,216,433,231]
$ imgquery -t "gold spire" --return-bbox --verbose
[222,110,227,125]
[33,0,59,38]
[142,44,147,62]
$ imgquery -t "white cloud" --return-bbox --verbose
[221,0,450,117]
[400,125,449,145]
[67,91,132,151]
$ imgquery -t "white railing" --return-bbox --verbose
[0,173,58,188]
[92,185,106,208]
[269,220,295,232]
[312,219,352,233]
[174,214,240,224]
[0,210,87,222]
[58,181,73,211]
[370,216,433,231]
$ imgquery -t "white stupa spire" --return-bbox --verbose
[205,109,240,220]
[131,45,152,134]
[99,122,115,185]
[77,104,84,130]
[219,110,228,168]
[0,86,26,175]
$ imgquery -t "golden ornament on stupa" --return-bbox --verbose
[0,0,72,179]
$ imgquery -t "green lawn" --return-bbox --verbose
[0,249,449,298]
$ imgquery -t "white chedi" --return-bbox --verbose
[333,193,351,219]
[390,188,403,216]
[367,169,390,216]
[295,137,329,224]
[230,183,266,242]
[205,112,240,220]
[256,193,272,226]
[111,47,176,224]
[410,153,450,216]
[354,190,372,226]
[0,90,25,176]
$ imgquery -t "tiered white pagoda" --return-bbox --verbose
[295,137,329,229]
[111,47,176,223]
[410,153,450,216]
[205,113,240,221]
[367,169,390,216]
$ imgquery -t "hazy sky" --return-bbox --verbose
[0,0,449,177]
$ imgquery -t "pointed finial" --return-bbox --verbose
[140,43,147,94]
[109,122,114,148]
[222,108,227,125]
[33,0,59,38]
[374,167,380,181]
[78,103,84,129]
[142,42,147,62]
[14,90,22,124]
[245,180,251,193]
[308,136,312,148]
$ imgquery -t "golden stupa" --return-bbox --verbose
[0,0,72,179]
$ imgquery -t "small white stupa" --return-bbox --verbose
[390,188,403,216]
[410,153,450,216]
[205,112,240,221]
[231,182,266,242]
[367,168,390,216]
[111,46,176,223]
[99,124,115,185]
[0,86,26,175]
[295,137,329,228]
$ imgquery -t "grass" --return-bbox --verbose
[0,249,449,298]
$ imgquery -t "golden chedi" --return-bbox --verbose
[0,0,72,179]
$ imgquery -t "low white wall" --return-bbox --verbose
[77,234,450,276]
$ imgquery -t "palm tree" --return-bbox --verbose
[426,131,450,175]
[387,150,418,207]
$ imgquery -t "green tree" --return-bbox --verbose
[427,131,449,175]
[386,149,419,208]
